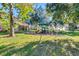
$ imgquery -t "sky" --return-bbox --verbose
[0,3,46,17]
[33,3,46,9]
[0,3,2,9]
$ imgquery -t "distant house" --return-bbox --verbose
[63,24,69,31]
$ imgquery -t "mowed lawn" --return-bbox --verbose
[0,32,79,56]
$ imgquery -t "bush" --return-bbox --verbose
[69,22,77,31]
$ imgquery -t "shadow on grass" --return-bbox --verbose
[0,31,24,38]
[0,39,79,56]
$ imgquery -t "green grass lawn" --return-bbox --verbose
[0,31,79,56]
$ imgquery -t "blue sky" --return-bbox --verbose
[0,3,2,8]
[33,3,46,9]
[0,3,46,17]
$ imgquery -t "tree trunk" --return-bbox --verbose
[9,3,15,37]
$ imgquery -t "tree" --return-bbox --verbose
[9,3,15,37]
[46,3,79,31]
[46,3,70,21]
[1,3,33,37]
[0,6,9,32]
[46,4,70,32]
[15,3,34,22]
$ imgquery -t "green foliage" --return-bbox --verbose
[0,19,10,31]
[15,3,34,22]
[46,3,79,24]
[0,8,10,31]
[46,3,70,19]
